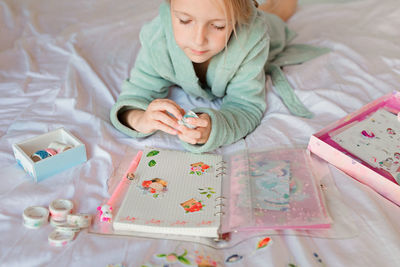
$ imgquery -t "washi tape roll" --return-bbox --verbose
[31,150,51,162]
[48,141,72,153]
[49,199,74,222]
[56,224,81,233]
[178,110,199,129]
[67,213,92,228]
[23,206,49,229]
[45,148,58,156]
[50,217,67,227]
[48,230,75,247]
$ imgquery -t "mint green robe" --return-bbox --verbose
[110,2,328,153]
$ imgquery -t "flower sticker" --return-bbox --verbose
[194,251,218,267]
[140,178,168,198]
[180,198,204,213]
[156,249,191,265]
[190,162,210,175]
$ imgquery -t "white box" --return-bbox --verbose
[12,128,87,182]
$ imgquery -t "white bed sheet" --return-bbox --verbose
[1,0,400,266]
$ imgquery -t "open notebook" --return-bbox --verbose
[113,147,331,239]
[113,148,225,238]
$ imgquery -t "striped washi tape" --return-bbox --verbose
[23,206,49,229]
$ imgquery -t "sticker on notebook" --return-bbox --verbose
[198,187,216,199]
[146,150,160,157]
[140,178,168,198]
[361,130,375,138]
[387,128,396,135]
[180,198,204,213]
[148,159,157,167]
[190,162,210,175]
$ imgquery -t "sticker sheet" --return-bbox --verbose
[331,108,400,182]
[250,160,291,211]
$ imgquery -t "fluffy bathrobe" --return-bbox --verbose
[110,2,328,153]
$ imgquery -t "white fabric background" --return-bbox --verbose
[1,0,400,266]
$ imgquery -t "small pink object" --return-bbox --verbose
[361,130,375,138]
[97,204,112,222]
[45,148,58,156]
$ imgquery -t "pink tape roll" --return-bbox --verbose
[45,148,58,156]
[48,230,75,247]
[49,199,74,222]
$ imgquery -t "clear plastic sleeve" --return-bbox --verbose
[220,147,332,233]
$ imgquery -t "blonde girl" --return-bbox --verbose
[110,0,314,153]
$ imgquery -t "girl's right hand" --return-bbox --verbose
[123,99,185,135]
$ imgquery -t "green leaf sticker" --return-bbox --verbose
[146,150,159,157]
[148,159,156,167]
[198,187,216,199]
[178,256,191,265]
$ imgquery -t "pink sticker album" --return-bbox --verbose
[308,92,400,206]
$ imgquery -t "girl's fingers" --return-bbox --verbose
[178,126,201,139]
[153,111,180,129]
[154,121,179,135]
[150,99,184,120]
[185,117,208,128]
[178,133,197,144]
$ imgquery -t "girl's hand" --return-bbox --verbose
[178,113,211,144]
[123,99,184,135]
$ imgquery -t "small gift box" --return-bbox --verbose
[12,128,87,182]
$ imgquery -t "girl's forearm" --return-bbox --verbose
[120,109,145,130]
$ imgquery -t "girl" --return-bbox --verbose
[110,0,311,153]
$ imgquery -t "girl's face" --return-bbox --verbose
[170,0,233,64]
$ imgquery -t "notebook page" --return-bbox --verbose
[113,148,223,238]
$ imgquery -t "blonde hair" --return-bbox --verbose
[167,0,256,29]
[219,0,256,28]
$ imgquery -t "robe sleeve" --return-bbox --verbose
[109,22,173,138]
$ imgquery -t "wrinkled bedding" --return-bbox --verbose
[1,0,400,266]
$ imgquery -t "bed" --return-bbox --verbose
[1,0,400,266]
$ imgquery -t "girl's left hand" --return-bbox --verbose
[177,113,211,145]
